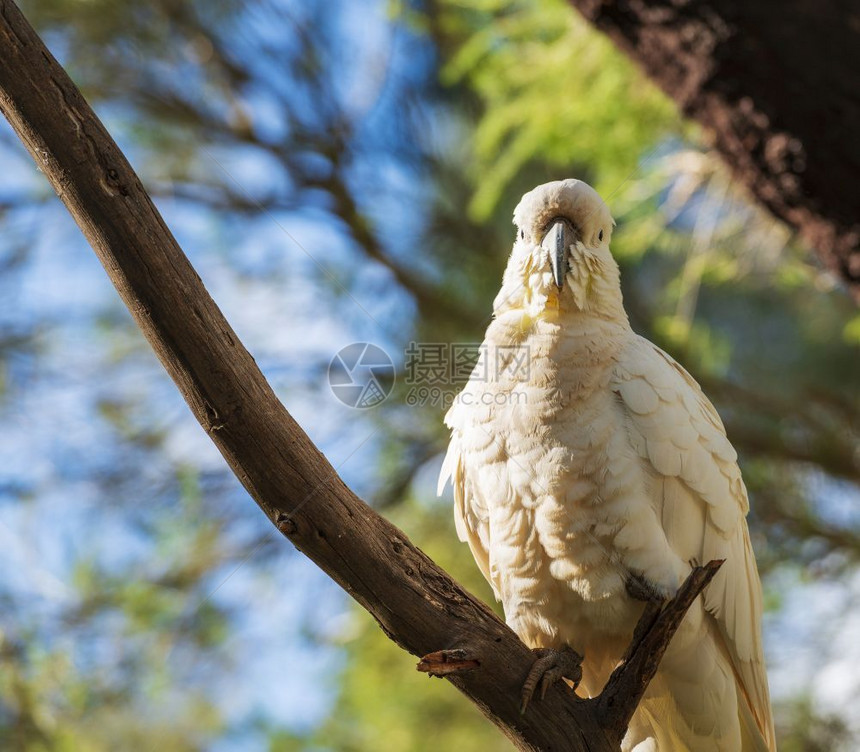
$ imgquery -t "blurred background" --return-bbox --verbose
[1,0,859,749]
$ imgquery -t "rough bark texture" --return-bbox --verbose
[0,2,715,749]
[570,0,860,300]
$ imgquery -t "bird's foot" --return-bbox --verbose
[520,645,582,714]
[625,571,669,603]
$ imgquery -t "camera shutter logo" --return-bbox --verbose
[328,343,395,408]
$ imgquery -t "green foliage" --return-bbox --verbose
[436,0,680,219]
[0,631,223,751]
[1,463,231,750]
[775,696,852,752]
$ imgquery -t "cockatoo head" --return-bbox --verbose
[495,179,622,317]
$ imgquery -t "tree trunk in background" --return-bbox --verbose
[569,0,860,301]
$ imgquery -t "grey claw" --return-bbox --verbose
[520,646,582,714]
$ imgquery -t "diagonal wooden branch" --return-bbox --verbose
[0,2,713,748]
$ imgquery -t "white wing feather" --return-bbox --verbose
[440,425,496,595]
[612,336,775,750]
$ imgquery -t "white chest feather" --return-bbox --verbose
[449,315,678,667]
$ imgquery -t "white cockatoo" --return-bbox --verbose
[439,179,775,751]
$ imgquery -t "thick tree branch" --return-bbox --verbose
[569,0,860,301]
[0,2,712,748]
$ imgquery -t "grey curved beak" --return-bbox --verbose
[541,219,575,290]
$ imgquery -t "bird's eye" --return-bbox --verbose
[598,229,604,242]
[520,230,524,240]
